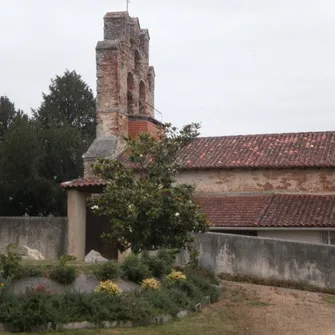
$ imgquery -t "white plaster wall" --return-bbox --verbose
[257,230,322,244]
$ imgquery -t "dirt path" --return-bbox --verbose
[223,281,335,335]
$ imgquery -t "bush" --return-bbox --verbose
[0,244,23,280]
[95,280,121,295]
[17,265,43,279]
[94,261,122,281]
[185,266,219,285]
[49,265,76,285]
[141,278,160,290]
[187,274,220,303]
[121,254,151,283]
[140,288,180,315]
[167,269,186,282]
[141,250,175,278]
[59,254,76,265]
[0,273,219,331]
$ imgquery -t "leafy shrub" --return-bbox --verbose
[59,254,76,265]
[0,244,23,280]
[95,280,121,295]
[121,254,151,283]
[140,288,180,315]
[0,291,54,332]
[185,266,219,285]
[141,250,175,278]
[187,274,220,302]
[141,278,160,290]
[174,280,202,299]
[94,261,122,281]
[17,265,43,279]
[49,264,76,285]
[167,269,186,281]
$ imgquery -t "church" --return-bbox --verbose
[62,11,335,260]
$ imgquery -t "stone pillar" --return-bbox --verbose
[67,190,86,261]
[118,248,131,263]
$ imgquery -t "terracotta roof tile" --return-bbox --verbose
[196,194,335,228]
[61,177,106,189]
[180,131,335,169]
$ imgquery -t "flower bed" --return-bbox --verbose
[0,246,220,333]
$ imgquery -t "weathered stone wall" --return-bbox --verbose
[177,168,335,194]
[178,233,335,289]
[96,11,155,141]
[0,217,68,260]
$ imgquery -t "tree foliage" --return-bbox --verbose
[0,70,96,216]
[89,123,209,253]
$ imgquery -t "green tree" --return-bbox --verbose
[0,116,45,215]
[0,71,96,216]
[32,70,96,215]
[0,95,24,141]
[89,123,209,254]
[33,69,96,141]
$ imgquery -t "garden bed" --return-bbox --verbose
[0,247,220,333]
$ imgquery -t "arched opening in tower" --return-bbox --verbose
[127,72,135,114]
[139,81,146,115]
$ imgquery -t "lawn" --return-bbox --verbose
[0,296,239,335]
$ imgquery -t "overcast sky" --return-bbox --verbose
[1,0,335,136]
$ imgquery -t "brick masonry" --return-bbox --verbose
[96,12,155,139]
[84,12,157,176]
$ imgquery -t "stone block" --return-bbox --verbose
[85,250,108,263]
[176,310,189,319]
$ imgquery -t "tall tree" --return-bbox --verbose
[33,70,96,142]
[0,71,96,216]
[32,70,96,215]
[0,116,44,216]
[89,123,209,254]
[0,96,24,141]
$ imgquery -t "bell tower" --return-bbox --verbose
[84,12,158,175]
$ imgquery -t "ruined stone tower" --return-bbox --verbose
[84,12,158,175]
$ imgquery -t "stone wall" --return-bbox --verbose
[177,168,335,194]
[178,233,335,289]
[0,217,68,260]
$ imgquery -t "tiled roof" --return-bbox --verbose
[61,177,106,189]
[180,131,335,169]
[62,131,335,188]
[196,194,335,228]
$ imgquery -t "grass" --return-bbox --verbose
[248,298,270,307]
[326,296,335,305]
[0,296,240,335]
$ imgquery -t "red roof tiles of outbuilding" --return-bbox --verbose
[196,194,335,228]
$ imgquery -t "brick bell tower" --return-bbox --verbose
[84,12,159,175]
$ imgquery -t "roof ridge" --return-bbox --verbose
[196,130,335,140]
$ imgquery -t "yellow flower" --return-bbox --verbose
[141,278,160,290]
[167,270,186,281]
[95,280,121,295]
[0,282,4,288]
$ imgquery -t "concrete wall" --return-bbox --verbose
[177,168,335,194]
[180,233,335,289]
[257,230,322,244]
[0,217,68,260]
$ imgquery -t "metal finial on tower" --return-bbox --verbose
[126,0,131,12]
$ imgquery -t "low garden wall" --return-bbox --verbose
[0,217,68,259]
[177,232,335,289]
